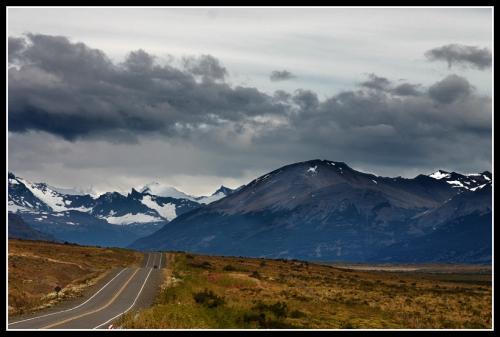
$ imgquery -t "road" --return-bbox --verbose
[8,252,164,329]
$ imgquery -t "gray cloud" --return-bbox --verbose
[360,73,391,90]
[391,83,422,97]
[428,74,472,104]
[425,44,492,70]
[183,54,227,81]
[8,34,280,141]
[8,34,491,190]
[270,70,296,82]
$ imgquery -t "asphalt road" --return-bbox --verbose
[8,252,164,330]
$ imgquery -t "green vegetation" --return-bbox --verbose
[120,252,492,329]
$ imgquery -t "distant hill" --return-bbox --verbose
[8,213,58,242]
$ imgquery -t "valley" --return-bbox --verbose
[117,252,492,329]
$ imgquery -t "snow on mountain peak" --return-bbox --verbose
[307,166,318,174]
[139,182,196,201]
[429,170,451,180]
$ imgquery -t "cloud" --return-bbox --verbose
[360,73,391,90]
[391,83,422,96]
[270,70,296,82]
[428,74,472,104]
[183,54,227,81]
[8,34,491,189]
[425,44,492,70]
[8,34,280,141]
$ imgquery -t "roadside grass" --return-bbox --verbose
[120,252,492,329]
[8,239,143,316]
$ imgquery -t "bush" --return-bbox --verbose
[188,261,213,269]
[289,309,306,318]
[253,301,288,319]
[223,264,238,271]
[250,271,261,279]
[193,289,225,308]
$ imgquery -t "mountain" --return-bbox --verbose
[8,173,201,247]
[196,185,235,204]
[8,213,58,242]
[139,182,235,204]
[130,159,492,263]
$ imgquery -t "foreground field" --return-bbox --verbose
[120,253,491,329]
[8,239,143,316]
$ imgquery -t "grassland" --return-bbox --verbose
[120,252,491,329]
[8,239,143,316]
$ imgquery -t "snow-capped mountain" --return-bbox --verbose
[139,182,196,201]
[139,182,235,204]
[428,169,491,191]
[7,173,213,246]
[195,185,235,204]
[131,159,492,263]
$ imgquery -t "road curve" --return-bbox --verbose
[8,252,164,329]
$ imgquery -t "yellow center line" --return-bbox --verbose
[42,268,140,329]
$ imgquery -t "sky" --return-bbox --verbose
[7,7,493,196]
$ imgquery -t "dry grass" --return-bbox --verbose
[120,253,492,329]
[8,239,142,316]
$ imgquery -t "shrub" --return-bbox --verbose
[253,301,289,319]
[193,289,225,308]
[250,271,261,279]
[223,264,238,271]
[188,261,213,269]
[289,309,306,318]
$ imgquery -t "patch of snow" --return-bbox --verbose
[447,180,464,188]
[53,212,65,217]
[69,206,92,213]
[429,170,450,180]
[197,192,226,205]
[18,178,68,212]
[103,213,163,225]
[139,182,196,201]
[9,178,19,185]
[140,195,177,221]
[66,221,76,226]
[483,175,491,181]
[372,179,377,184]
[307,166,318,174]
[470,184,487,191]
[8,202,30,213]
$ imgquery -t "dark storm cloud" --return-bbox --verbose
[8,34,280,141]
[270,70,296,82]
[8,34,491,177]
[425,44,492,70]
